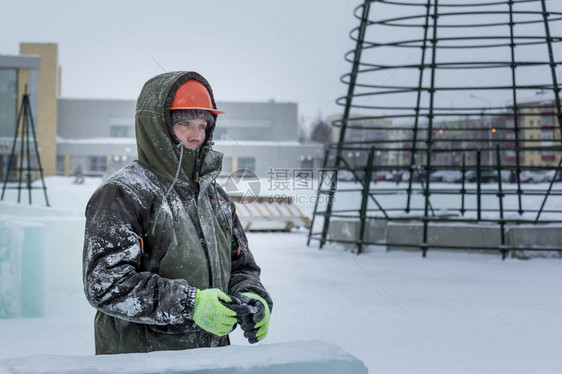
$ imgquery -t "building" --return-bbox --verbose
[518,97,562,167]
[57,98,323,178]
[56,98,137,176]
[0,43,59,179]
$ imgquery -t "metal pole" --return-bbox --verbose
[535,156,562,222]
[320,0,371,248]
[357,147,375,254]
[488,120,492,167]
[406,0,433,213]
[17,95,27,204]
[477,151,482,221]
[26,92,50,207]
[24,94,33,205]
[421,0,440,258]
[540,0,562,145]
[319,164,338,249]
[495,145,507,260]
[461,153,466,215]
[307,146,330,246]
[507,0,524,215]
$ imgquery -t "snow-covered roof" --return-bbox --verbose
[56,136,136,145]
[213,140,303,147]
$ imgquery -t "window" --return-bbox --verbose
[541,132,554,156]
[214,119,273,141]
[28,69,38,127]
[89,156,107,173]
[301,156,314,169]
[69,156,88,175]
[541,132,554,141]
[110,125,135,138]
[237,157,255,173]
[56,155,66,175]
[539,116,554,127]
[0,68,18,138]
[0,155,5,180]
[214,127,271,141]
[221,156,232,175]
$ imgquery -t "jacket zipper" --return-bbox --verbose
[191,151,214,288]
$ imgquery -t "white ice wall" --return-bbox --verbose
[0,202,85,318]
[0,222,25,317]
[0,220,44,317]
[0,340,368,374]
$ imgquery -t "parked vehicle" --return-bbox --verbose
[500,170,512,183]
[465,170,498,183]
[520,170,549,183]
[430,170,463,183]
[372,171,387,182]
[337,170,355,182]
[400,170,428,183]
[429,170,446,182]
[544,170,558,183]
[387,170,404,183]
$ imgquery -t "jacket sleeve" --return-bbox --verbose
[226,198,273,312]
[83,180,197,325]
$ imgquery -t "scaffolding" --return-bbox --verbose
[308,0,562,258]
[1,87,49,206]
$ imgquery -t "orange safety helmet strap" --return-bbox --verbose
[170,79,224,115]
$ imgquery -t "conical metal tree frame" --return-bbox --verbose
[308,0,562,258]
[1,87,50,207]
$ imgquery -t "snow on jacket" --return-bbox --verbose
[83,71,273,354]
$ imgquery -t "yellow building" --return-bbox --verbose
[519,99,562,168]
[19,43,60,176]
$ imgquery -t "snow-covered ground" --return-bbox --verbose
[1,176,561,373]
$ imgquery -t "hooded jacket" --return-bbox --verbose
[83,71,272,354]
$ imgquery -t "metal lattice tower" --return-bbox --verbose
[308,0,562,258]
[1,87,50,207]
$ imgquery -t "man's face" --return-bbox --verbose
[173,119,207,149]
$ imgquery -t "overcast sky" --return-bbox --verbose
[2,0,360,125]
[2,0,561,128]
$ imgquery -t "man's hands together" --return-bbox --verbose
[192,289,237,336]
[228,293,271,343]
[192,289,270,343]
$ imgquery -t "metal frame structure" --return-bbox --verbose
[308,0,562,258]
[1,87,50,206]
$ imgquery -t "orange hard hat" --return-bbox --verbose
[170,79,224,114]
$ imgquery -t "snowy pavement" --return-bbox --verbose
[1,176,561,373]
[256,232,562,373]
[1,230,561,373]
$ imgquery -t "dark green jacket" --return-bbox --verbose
[83,71,272,354]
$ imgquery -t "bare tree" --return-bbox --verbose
[310,118,332,144]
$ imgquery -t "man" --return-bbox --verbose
[83,71,272,354]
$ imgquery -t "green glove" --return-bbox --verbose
[192,289,237,337]
[240,292,271,343]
